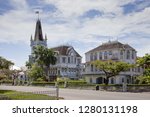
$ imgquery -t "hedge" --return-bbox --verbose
[0,80,13,84]
[31,82,55,86]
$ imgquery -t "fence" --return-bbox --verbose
[0,86,59,100]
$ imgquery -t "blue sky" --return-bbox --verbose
[0,0,150,67]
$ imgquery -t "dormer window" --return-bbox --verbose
[70,52,74,56]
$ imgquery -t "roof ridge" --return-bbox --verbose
[86,41,135,53]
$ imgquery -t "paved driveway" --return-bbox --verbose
[0,85,150,100]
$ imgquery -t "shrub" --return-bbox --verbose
[68,80,87,86]
[31,82,55,86]
[0,79,12,84]
[36,77,45,82]
[127,84,150,86]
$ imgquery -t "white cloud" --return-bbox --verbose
[0,0,150,65]
[10,0,28,9]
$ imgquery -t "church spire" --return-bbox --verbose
[34,11,44,41]
[30,35,33,41]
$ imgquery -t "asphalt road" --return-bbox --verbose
[0,85,150,100]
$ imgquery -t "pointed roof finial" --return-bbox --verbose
[35,11,40,20]
[45,34,47,40]
[30,35,33,41]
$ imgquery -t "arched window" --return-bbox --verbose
[127,50,130,59]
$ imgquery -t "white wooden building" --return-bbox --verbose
[49,45,82,80]
[83,40,143,84]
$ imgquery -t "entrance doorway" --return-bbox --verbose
[96,77,104,84]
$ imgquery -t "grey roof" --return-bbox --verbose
[34,19,44,41]
[86,41,135,53]
[51,45,81,57]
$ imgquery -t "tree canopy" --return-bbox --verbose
[137,54,150,68]
[27,64,45,81]
[32,46,57,81]
[92,60,132,85]
[25,61,32,69]
[137,54,150,84]
[33,46,57,66]
[0,56,14,80]
[0,56,14,69]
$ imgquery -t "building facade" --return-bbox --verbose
[49,45,82,79]
[29,19,82,80]
[83,41,142,84]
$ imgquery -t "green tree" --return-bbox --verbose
[25,61,32,69]
[33,46,57,81]
[0,56,14,80]
[27,64,45,81]
[137,54,150,68]
[0,56,14,69]
[92,60,132,85]
[137,54,150,84]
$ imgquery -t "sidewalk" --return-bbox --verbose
[1,85,150,100]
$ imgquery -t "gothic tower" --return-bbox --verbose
[29,15,47,63]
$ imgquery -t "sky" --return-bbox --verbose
[0,0,150,67]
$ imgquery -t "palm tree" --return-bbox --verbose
[33,46,57,81]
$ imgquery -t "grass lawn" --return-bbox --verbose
[0,90,58,100]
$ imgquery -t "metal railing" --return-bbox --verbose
[0,86,59,100]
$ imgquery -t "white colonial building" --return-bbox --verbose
[49,45,82,80]
[83,40,143,84]
[29,18,82,81]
